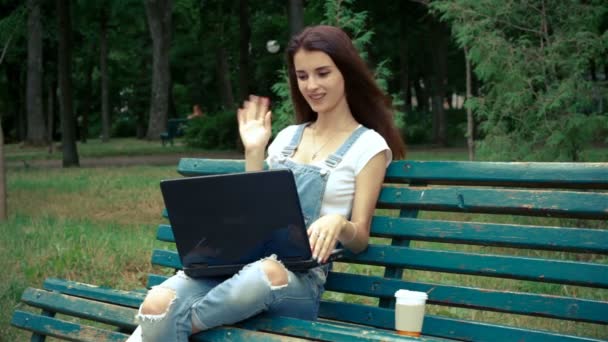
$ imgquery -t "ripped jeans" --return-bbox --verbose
[130,255,327,341]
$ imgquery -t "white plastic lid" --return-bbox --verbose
[394,289,428,304]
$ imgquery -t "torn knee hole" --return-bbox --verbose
[261,259,288,287]
[141,287,176,315]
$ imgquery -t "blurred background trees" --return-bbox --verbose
[432,0,608,161]
[0,0,606,163]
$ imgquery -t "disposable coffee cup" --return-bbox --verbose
[394,289,428,337]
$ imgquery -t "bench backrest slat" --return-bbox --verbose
[386,161,608,189]
[371,217,608,253]
[379,187,608,219]
[349,246,608,288]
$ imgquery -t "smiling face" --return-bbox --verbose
[293,49,348,116]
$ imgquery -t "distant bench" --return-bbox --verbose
[11,158,608,341]
[160,118,188,146]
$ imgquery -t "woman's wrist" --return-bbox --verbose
[245,148,265,171]
[340,219,357,245]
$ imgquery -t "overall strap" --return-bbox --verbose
[324,125,369,168]
[280,123,308,158]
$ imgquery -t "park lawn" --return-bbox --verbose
[3,137,204,162]
[1,166,177,341]
[2,147,607,340]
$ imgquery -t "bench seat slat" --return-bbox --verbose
[319,302,604,342]
[151,247,608,288]
[192,328,313,342]
[371,217,608,253]
[324,273,608,324]
[18,288,312,342]
[239,316,438,342]
[378,187,608,219]
[43,277,145,308]
[147,273,169,288]
[11,310,127,342]
[21,287,136,329]
[386,161,608,188]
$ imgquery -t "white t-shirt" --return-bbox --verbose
[267,124,392,219]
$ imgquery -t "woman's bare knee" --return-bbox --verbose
[140,287,176,315]
[261,259,288,286]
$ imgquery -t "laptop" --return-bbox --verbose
[159,169,344,277]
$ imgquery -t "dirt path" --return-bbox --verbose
[7,151,243,169]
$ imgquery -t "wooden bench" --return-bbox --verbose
[11,158,608,341]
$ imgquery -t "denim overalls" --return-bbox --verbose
[134,123,368,342]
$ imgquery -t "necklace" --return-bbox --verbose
[311,127,335,160]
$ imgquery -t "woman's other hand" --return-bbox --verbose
[307,214,350,263]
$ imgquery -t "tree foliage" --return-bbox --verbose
[0,0,605,160]
[432,0,608,161]
[0,3,26,63]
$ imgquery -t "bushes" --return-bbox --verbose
[183,110,238,149]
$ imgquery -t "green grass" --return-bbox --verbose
[2,166,175,341]
[2,141,607,340]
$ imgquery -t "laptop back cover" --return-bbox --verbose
[160,169,312,275]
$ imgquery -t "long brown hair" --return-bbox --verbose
[286,25,406,159]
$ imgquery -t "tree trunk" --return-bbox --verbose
[81,60,94,143]
[47,80,55,153]
[288,0,304,37]
[26,0,46,146]
[100,9,110,142]
[0,119,6,221]
[57,0,79,167]
[136,59,147,139]
[144,0,173,140]
[238,0,250,102]
[217,47,235,110]
[399,18,411,113]
[168,75,176,118]
[5,62,25,141]
[430,19,448,146]
[464,46,475,161]
[0,35,10,221]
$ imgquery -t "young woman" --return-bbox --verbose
[127,25,405,341]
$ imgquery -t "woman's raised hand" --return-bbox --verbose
[237,95,272,152]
